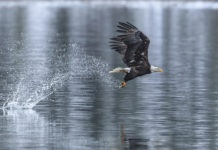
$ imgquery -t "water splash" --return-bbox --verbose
[2,43,119,110]
[70,44,120,87]
[3,73,68,109]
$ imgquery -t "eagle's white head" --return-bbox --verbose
[150,65,163,73]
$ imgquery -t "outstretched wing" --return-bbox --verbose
[110,22,150,67]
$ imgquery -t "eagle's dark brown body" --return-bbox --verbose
[110,22,152,83]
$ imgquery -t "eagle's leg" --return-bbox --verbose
[119,81,127,88]
[109,67,131,73]
[109,67,131,88]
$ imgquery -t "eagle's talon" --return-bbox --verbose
[119,82,127,88]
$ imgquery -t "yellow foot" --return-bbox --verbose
[119,82,127,88]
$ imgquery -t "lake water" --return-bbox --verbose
[0,1,218,150]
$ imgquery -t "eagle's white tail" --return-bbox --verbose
[109,67,131,73]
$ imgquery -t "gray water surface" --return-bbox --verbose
[0,1,218,150]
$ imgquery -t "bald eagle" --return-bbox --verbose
[109,22,163,88]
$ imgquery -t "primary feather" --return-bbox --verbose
[110,22,150,68]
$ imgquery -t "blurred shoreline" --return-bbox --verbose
[0,0,217,10]
[0,0,217,2]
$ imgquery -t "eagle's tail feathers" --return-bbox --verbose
[109,67,131,74]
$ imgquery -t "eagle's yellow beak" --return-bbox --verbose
[119,82,127,88]
[159,68,163,72]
